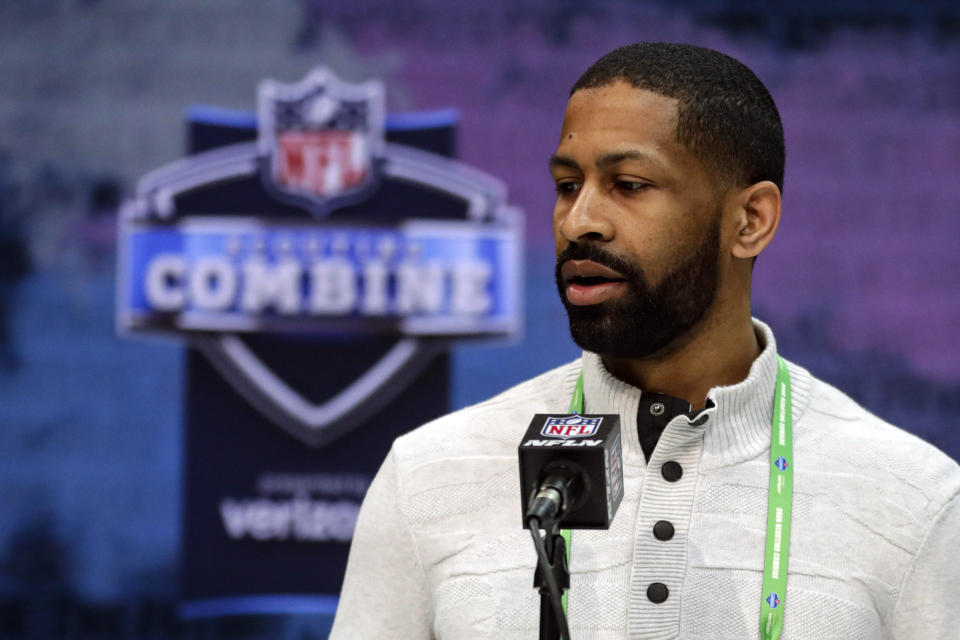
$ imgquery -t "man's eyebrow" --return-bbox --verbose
[549,150,664,172]
[595,150,662,170]
[548,154,580,171]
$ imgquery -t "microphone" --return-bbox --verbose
[518,414,624,529]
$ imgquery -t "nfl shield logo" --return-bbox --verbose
[541,415,603,439]
[258,68,385,216]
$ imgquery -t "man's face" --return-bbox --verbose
[550,81,726,359]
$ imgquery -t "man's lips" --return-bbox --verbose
[561,259,627,306]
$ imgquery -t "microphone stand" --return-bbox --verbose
[532,521,570,640]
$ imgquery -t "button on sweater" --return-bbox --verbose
[331,320,960,639]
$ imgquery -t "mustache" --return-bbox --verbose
[555,242,647,284]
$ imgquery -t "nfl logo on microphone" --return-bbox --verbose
[542,416,603,439]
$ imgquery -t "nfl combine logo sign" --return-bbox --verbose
[117,68,522,447]
[775,456,789,471]
[541,416,603,439]
[258,69,384,216]
[120,66,523,617]
[766,592,781,608]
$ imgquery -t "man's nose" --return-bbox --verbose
[557,183,614,243]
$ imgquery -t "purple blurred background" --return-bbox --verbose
[1,1,958,638]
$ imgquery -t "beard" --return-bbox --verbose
[555,213,722,359]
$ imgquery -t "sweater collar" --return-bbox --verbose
[580,318,810,468]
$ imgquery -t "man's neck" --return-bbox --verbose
[601,312,761,410]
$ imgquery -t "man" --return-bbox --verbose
[331,43,959,639]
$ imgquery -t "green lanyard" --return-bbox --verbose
[565,356,794,640]
[558,373,585,616]
[760,356,794,640]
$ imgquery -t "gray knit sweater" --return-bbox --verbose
[331,321,960,639]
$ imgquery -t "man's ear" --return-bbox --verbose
[730,181,781,259]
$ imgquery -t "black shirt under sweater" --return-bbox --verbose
[637,392,710,462]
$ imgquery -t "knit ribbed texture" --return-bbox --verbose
[581,323,787,637]
[331,319,960,640]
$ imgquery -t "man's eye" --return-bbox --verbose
[616,180,650,192]
[555,181,582,195]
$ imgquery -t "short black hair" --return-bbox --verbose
[572,42,785,193]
